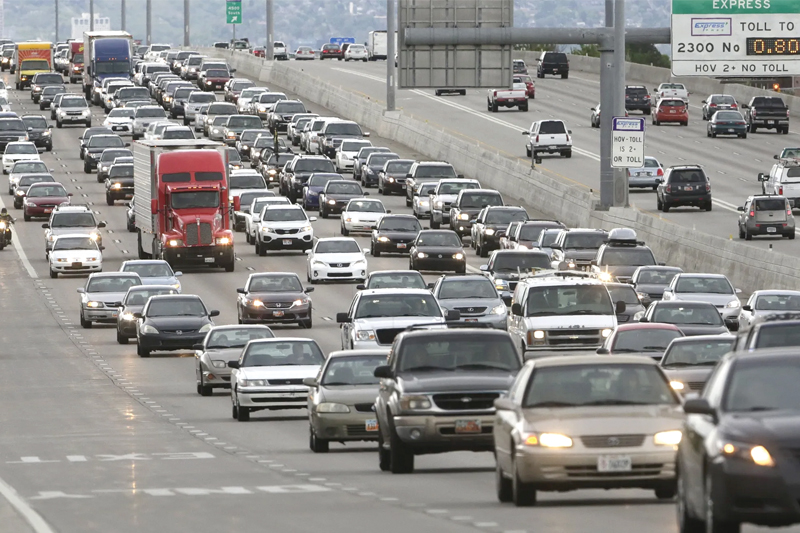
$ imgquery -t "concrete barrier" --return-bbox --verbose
[200,48,800,291]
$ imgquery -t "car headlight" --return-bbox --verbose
[227,132,236,138]
[532,330,545,339]
[399,395,432,410]
[312,260,326,266]
[215,236,231,245]
[212,128,219,134]
[89,233,100,241]
[268,169,278,176]
[669,381,685,391]
[653,430,682,446]
[538,433,573,448]
[199,324,212,333]
[211,360,226,369]
[598,271,613,282]
[636,292,649,301]
[419,200,429,206]
[416,252,427,258]
[168,239,184,247]
[121,312,135,321]
[355,329,375,341]
[632,311,645,321]
[387,177,395,183]
[377,236,390,242]
[316,402,351,413]
[452,253,464,260]
[353,259,367,265]
[112,182,122,189]
[494,280,509,291]
[435,201,443,208]
[719,440,775,467]
[327,199,336,205]
[484,228,495,236]
[248,299,264,307]
[601,328,612,338]
[0,222,6,229]
[458,213,470,220]
[291,298,308,307]
[206,81,212,85]
[16,189,26,196]
[490,303,506,315]
[42,130,51,136]
[243,379,267,387]
[86,301,102,308]
[726,299,740,308]
[100,165,109,172]
[82,109,90,115]
[141,324,159,334]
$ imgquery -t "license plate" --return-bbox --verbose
[636,172,645,176]
[767,227,777,233]
[549,145,557,149]
[597,455,632,473]
[465,318,478,322]
[272,310,284,317]
[769,120,775,124]
[282,239,292,245]
[111,312,118,318]
[685,186,693,191]
[204,257,214,263]
[454,419,481,434]
[727,129,734,132]
[397,243,407,249]
[365,419,378,432]
[71,262,82,267]
[44,208,52,213]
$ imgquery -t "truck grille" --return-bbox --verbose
[375,328,404,345]
[432,392,499,410]
[546,329,601,346]
[186,222,213,246]
[581,435,645,448]
[275,228,299,235]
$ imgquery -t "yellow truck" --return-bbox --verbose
[13,42,54,90]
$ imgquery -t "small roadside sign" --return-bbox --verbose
[226,0,242,25]
[611,117,645,168]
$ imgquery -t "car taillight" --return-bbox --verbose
[666,184,672,193]
[493,91,497,97]
[737,122,746,125]
[788,208,793,216]
[779,186,783,195]
[752,109,757,117]
[657,168,664,176]
[710,103,717,107]
[706,183,711,192]
[566,134,570,142]
[787,109,790,118]
[750,210,755,217]
[535,135,539,142]
[731,103,737,108]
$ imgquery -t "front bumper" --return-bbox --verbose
[239,303,311,324]
[413,255,465,272]
[237,386,308,409]
[311,412,379,442]
[392,413,495,452]
[258,232,313,250]
[82,305,118,323]
[162,245,235,267]
[138,331,206,351]
[52,261,102,275]
[117,317,138,337]
[337,158,354,170]
[382,178,407,193]
[58,113,91,123]
[24,203,65,217]
[310,263,367,282]
[107,186,134,200]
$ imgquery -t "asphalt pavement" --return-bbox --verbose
[0,69,795,533]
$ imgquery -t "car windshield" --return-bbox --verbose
[308,174,336,187]
[537,229,561,247]
[205,69,229,77]
[524,364,677,408]
[379,218,420,232]
[416,232,461,247]
[174,88,193,99]
[239,191,273,206]
[602,248,656,267]
[95,61,131,74]
[230,174,266,189]
[367,273,426,289]
[240,89,264,99]
[355,294,441,318]
[162,128,193,140]
[368,154,397,168]
[347,200,384,213]
[637,269,680,285]
[326,182,362,194]
[715,111,743,121]
[675,276,733,294]
[89,137,124,148]
[418,183,437,195]
[5,144,37,155]
[439,279,497,299]
[316,240,361,254]
[295,160,335,173]
[227,116,262,128]
[662,339,733,367]
[492,253,551,272]
[109,165,134,178]
[613,329,683,353]
[325,123,362,136]
[486,210,527,224]
[241,130,269,142]
[525,285,613,316]
[53,236,96,251]
[43,87,65,95]
[608,285,642,305]
[652,305,724,326]
[101,150,130,162]
[123,288,177,305]
[122,263,173,278]
[752,324,800,349]
[398,336,520,373]
[461,194,502,209]
[136,108,167,118]
[86,277,140,293]
[253,199,289,213]
[108,109,135,119]
[27,185,66,198]
[275,102,307,114]
[724,358,800,412]
[341,141,371,151]
[386,160,413,173]
[51,213,95,227]
[322,355,384,386]
[147,298,207,317]
[438,182,476,195]
[264,208,306,222]
[563,233,606,249]
[189,93,216,103]
[752,97,786,108]
[18,175,53,187]
[12,161,48,173]
[0,120,25,131]
[247,275,302,292]
[242,341,324,367]
[711,95,736,104]
[206,328,274,349]
[212,116,228,126]
[119,87,149,99]
[258,94,285,104]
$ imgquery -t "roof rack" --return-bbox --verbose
[404,322,493,332]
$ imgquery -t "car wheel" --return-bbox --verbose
[199,374,212,397]
[745,230,752,241]
[378,430,391,471]
[655,484,677,500]
[749,123,756,133]
[564,150,572,158]
[309,427,329,453]
[496,462,513,503]
[136,344,150,357]
[56,120,62,128]
[738,225,745,239]
[236,400,250,421]
[705,473,740,533]
[320,207,328,219]
[301,314,312,329]
[705,203,712,212]
[23,211,31,222]
[789,232,796,240]
[526,146,531,157]
[231,400,238,419]
[662,202,670,213]
[116,330,128,344]
[84,163,91,174]
[677,468,704,533]
[512,459,537,506]
[480,241,488,258]
[372,246,381,258]
[341,225,349,236]
[388,423,414,474]
[430,218,440,229]
[405,196,411,207]
[49,268,58,279]
[80,312,92,328]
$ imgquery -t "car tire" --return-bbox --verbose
[301,315,312,328]
[512,459,537,506]
[749,123,756,133]
[56,120,62,128]
[655,484,677,500]
[388,426,414,474]
[564,150,572,158]
[80,312,92,328]
[236,401,250,421]
[49,268,58,279]
[561,72,568,79]
[738,225,745,239]
[789,232,796,240]
[372,247,381,258]
[480,241,488,258]
[653,118,659,126]
[84,163,91,174]
[430,218,440,229]
[378,430,391,472]
[662,202,670,213]
[677,468,704,533]
[705,203,712,212]
[320,207,328,219]
[741,133,747,139]
[496,462,513,503]
[116,331,128,344]
[23,211,31,222]
[341,225,349,236]
[231,402,238,419]
[256,241,266,257]
[705,473,740,533]
[199,375,212,396]
[136,344,150,357]
[745,230,752,240]
[526,146,531,157]
[683,121,689,127]
[309,428,329,453]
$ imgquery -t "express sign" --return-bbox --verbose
[672,0,800,76]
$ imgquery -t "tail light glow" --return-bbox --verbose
[657,168,664,176]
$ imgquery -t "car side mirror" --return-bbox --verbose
[456,174,464,179]
[236,287,246,294]
[67,193,73,197]
[639,316,649,323]
[426,282,435,290]
[304,287,314,293]
[735,288,742,294]
[27,127,32,131]
[758,173,767,182]
[511,303,523,316]
[737,206,745,212]
[97,222,106,228]
[356,284,366,290]
[494,398,515,411]
[76,288,85,293]
[336,312,350,323]
[386,210,391,214]
[683,398,717,420]
[174,272,182,277]
[209,310,220,317]
[363,132,370,137]
[521,130,528,135]
[742,304,752,312]
[373,365,393,379]
[615,301,626,314]
[133,312,142,319]
[596,347,609,354]
[125,143,131,147]
[445,309,461,321]
[48,125,53,129]
[193,343,204,350]
[227,360,240,369]
[568,130,573,134]
[302,377,317,388]
[41,223,49,228]
[363,192,369,196]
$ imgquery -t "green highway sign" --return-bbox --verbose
[226,0,242,24]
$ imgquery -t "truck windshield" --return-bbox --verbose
[73,53,84,63]
[525,285,613,316]
[22,60,50,71]
[96,61,131,74]
[170,191,219,209]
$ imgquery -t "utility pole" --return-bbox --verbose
[90,0,94,31]
[613,0,628,207]
[183,0,189,46]
[121,0,126,32]
[386,0,396,111]
[266,0,274,60]
[54,0,58,42]
[598,0,614,208]
[146,0,152,45]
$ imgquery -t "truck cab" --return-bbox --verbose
[14,42,54,90]
[82,32,133,101]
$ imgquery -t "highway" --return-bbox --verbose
[284,58,800,254]
[0,70,795,533]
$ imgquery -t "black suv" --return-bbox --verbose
[536,51,569,79]
[21,114,52,152]
[449,189,504,237]
[373,327,522,473]
[625,85,651,115]
[656,165,712,212]
[472,206,528,257]
[741,96,789,134]
[591,228,658,283]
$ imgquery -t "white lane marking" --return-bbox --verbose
[0,195,37,278]
[0,474,56,532]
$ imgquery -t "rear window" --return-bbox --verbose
[669,169,706,183]
[626,87,647,95]
[539,121,566,134]
[754,198,787,211]
[543,52,567,62]
[752,97,786,108]
[660,100,684,107]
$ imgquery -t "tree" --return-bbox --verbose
[573,44,600,57]
[626,43,670,68]
[514,43,560,52]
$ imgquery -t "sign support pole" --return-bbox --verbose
[266,0,274,61]
[599,1,615,209]
[387,0,396,111]
[613,0,628,207]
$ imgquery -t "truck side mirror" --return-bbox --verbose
[615,301,627,314]
[511,303,522,316]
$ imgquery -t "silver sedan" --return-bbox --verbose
[195,325,275,396]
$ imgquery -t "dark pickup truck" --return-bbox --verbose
[742,96,789,134]
[373,327,521,474]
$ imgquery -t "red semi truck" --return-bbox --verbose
[68,41,84,84]
[133,139,235,271]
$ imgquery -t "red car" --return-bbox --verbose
[652,98,689,126]
[198,68,232,92]
[320,44,344,60]
[22,182,72,221]
[515,75,536,99]
[252,48,265,58]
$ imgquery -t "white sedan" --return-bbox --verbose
[345,44,369,62]
[334,139,372,173]
[340,198,387,235]
[49,233,103,278]
[103,108,135,136]
[306,237,368,284]
[2,142,40,174]
[229,338,325,421]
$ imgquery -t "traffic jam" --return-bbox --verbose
[1,32,800,533]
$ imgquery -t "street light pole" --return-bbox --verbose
[184,0,189,47]
[121,0,126,32]
[90,0,94,31]
[266,0,274,60]
[386,0,396,111]
[54,0,59,42]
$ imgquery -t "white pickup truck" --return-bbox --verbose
[653,83,689,103]
[487,84,528,112]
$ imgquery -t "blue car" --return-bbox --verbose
[302,172,342,210]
